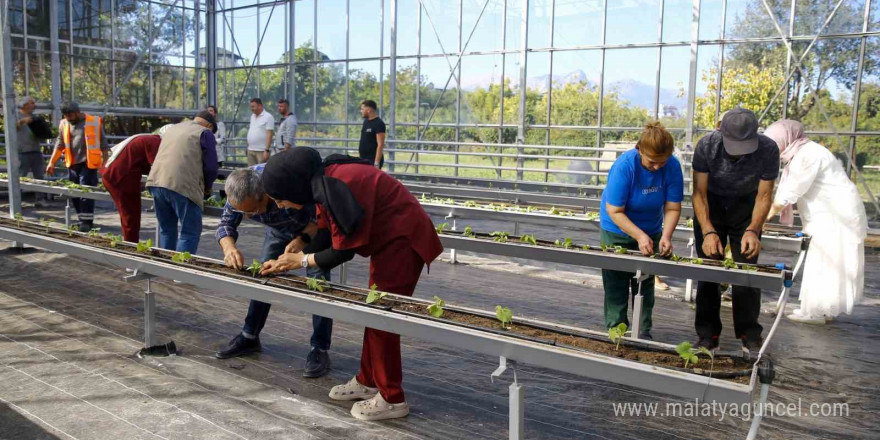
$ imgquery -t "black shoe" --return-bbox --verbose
[214,334,261,359]
[79,221,93,232]
[695,336,719,351]
[638,331,653,341]
[742,336,764,352]
[303,347,331,378]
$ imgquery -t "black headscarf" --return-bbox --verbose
[262,148,371,236]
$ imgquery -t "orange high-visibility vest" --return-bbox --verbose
[52,114,103,169]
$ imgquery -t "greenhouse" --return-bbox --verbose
[0,1,878,439]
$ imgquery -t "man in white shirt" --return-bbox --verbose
[276,98,296,153]
[207,104,227,166]
[246,98,275,166]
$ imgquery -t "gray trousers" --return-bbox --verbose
[19,152,47,201]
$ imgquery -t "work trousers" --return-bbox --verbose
[104,176,143,242]
[694,191,764,342]
[246,150,266,166]
[68,162,98,225]
[149,186,202,253]
[242,227,334,350]
[600,229,660,333]
[356,238,425,404]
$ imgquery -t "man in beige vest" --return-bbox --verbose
[146,111,218,253]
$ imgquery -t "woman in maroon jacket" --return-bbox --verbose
[101,134,161,242]
[259,147,443,421]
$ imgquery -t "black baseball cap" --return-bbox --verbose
[720,107,759,156]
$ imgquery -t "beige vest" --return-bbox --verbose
[147,121,209,209]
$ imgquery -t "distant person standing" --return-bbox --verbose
[358,100,385,169]
[207,105,227,167]
[246,98,275,166]
[146,111,219,254]
[15,96,49,207]
[47,102,110,231]
[276,99,297,153]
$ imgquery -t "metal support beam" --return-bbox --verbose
[389,0,398,172]
[207,0,218,105]
[48,0,62,123]
[516,0,529,181]
[631,269,650,339]
[288,0,296,107]
[124,270,157,348]
[684,0,700,146]
[0,0,22,223]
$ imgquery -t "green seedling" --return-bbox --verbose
[525,205,538,213]
[675,342,700,369]
[365,284,387,304]
[14,212,23,228]
[106,233,123,248]
[142,190,152,199]
[427,296,445,318]
[581,244,591,251]
[67,224,79,236]
[690,258,704,265]
[205,196,227,208]
[463,225,475,238]
[463,200,478,208]
[419,193,429,203]
[520,234,538,245]
[435,222,449,233]
[554,237,574,249]
[88,228,102,238]
[600,244,608,252]
[669,254,682,262]
[608,323,628,350]
[614,246,628,254]
[722,258,739,270]
[685,218,694,228]
[495,305,513,330]
[307,277,328,292]
[491,204,504,212]
[490,231,509,243]
[548,206,561,215]
[171,251,193,263]
[247,259,262,277]
[444,198,455,205]
[697,346,715,375]
[741,264,758,271]
[40,218,53,232]
[584,212,600,221]
[136,238,153,253]
[558,210,574,217]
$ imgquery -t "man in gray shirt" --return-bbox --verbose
[276,98,296,153]
[15,96,48,206]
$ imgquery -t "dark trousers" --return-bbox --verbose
[68,162,98,225]
[242,227,334,350]
[104,176,142,242]
[694,191,763,341]
[357,238,424,404]
[601,229,660,333]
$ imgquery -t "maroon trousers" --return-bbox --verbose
[103,176,143,243]
[356,238,425,404]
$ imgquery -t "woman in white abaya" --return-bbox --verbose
[764,120,867,324]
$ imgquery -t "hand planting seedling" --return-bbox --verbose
[608,323,628,350]
[495,305,513,330]
[490,231,509,243]
[463,225,475,238]
[675,342,700,368]
[520,234,537,245]
[554,237,574,249]
[136,238,153,253]
[247,259,262,277]
[435,222,449,233]
[88,228,102,238]
[427,296,445,318]
[67,224,79,236]
[171,251,193,263]
[722,258,739,270]
[307,277,329,292]
[365,284,387,304]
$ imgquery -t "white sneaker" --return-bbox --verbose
[329,376,378,401]
[786,311,825,325]
[350,392,410,421]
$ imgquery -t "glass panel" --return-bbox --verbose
[57,0,70,40]
[854,137,879,201]
[23,44,52,102]
[394,61,418,124]
[460,54,502,125]
[258,4,288,65]
[348,0,380,58]
[295,64,315,122]
[606,0,660,45]
[116,1,150,53]
[26,0,51,38]
[718,42,786,125]
[699,0,724,41]
[528,0,551,49]
[420,57,458,124]
[154,65,184,108]
[294,0,315,53]
[692,44,722,129]
[857,37,880,131]
[662,0,692,43]
[527,52,549,126]
[872,0,880,31]
[503,54,520,125]
[726,0,790,39]
[317,0,347,60]
[658,46,690,129]
[234,6,259,65]
[259,67,286,110]
[463,0,504,53]
[421,0,458,55]
[72,0,112,46]
[794,0,866,36]
[396,0,419,56]
[553,0,602,48]
[602,48,655,127]
[790,39,859,131]
[316,62,346,122]
[184,8,197,63]
[11,49,26,98]
[549,50,601,127]
[349,60,382,122]
[505,0,523,50]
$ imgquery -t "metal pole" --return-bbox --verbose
[144,279,157,348]
[289,0,296,114]
[516,0,529,181]
[685,0,700,147]
[49,0,62,122]
[389,0,398,172]
[0,0,22,222]
[509,381,524,440]
[207,0,218,105]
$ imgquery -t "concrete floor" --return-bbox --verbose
[0,196,878,439]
